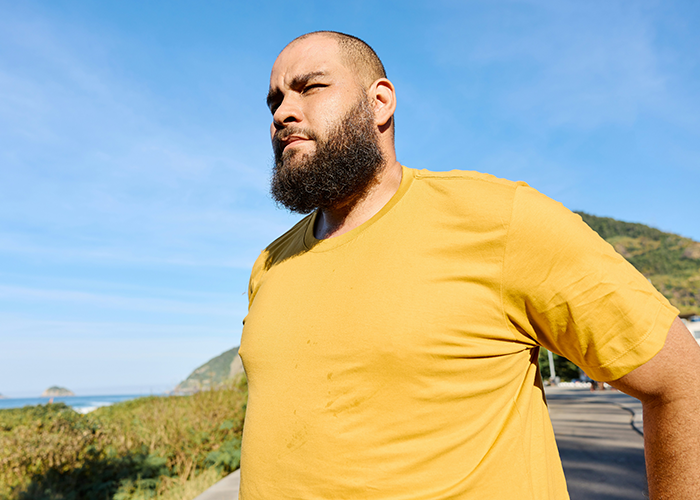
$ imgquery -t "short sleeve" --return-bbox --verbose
[502,186,679,381]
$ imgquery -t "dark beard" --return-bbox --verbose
[270,96,385,214]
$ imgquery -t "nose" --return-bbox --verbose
[272,94,303,131]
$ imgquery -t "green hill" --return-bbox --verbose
[576,212,700,315]
[172,347,243,395]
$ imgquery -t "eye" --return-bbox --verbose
[302,83,327,94]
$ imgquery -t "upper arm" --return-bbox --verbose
[610,317,700,405]
[502,186,679,380]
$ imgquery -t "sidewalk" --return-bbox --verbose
[194,469,239,500]
[195,387,646,500]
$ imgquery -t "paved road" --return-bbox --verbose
[546,386,647,500]
[195,386,647,499]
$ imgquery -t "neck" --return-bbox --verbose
[314,160,403,240]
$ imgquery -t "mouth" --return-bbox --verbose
[274,128,316,152]
[280,135,310,151]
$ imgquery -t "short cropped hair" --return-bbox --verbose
[292,31,387,88]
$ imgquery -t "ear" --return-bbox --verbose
[368,78,396,128]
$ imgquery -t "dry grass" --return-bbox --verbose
[156,468,224,500]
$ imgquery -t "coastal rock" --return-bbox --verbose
[41,386,75,397]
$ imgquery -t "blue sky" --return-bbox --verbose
[1,0,698,396]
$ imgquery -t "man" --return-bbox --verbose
[239,31,700,499]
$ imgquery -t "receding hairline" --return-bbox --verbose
[286,31,387,88]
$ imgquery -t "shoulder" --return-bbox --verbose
[410,168,529,191]
[409,168,587,229]
[255,212,314,272]
[403,167,530,227]
[264,213,314,264]
[248,213,314,303]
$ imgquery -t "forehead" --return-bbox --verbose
[270,36,351,87]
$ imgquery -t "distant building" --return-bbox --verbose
[681,315,700,345]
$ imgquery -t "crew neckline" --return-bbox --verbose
[303,165,414,252]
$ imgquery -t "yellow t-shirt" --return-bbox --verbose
[239,166,678,499]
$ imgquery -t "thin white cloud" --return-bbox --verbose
[0,284,241,316]
[0,334,240,396]
[0,313,240,340]
[0,6,285,271]
[430,0,669,130]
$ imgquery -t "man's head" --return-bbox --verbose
[267,32,396,214]
[293,31,387,89]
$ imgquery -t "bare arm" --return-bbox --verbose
[609,317,700,499]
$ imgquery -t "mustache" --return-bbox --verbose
[272,127,318,154]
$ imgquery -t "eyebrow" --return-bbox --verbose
[266,71,328,109]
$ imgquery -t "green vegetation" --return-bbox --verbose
[576,211,700,315]
[173,347,243,395]
[538,348,581,382]
[0,374,247,500]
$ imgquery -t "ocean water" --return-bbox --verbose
[0,394,152,413]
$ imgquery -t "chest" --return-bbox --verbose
[241,218,530,390]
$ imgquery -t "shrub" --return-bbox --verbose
[538,348,581,382]
[0,374,247,500]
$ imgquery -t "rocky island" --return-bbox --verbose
[41,386,75,397]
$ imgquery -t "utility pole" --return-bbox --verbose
[548,349,557,385]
